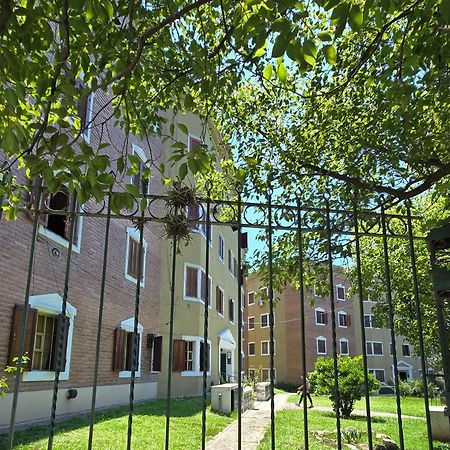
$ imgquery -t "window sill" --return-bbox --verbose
[339,325,348,329]
[315,322,326,326]
[124,273,145,288]
[317,352,327,356]
[119,370,141,378]
[38,226,81,254]
[23,370,69,382]
[181,370,211,377]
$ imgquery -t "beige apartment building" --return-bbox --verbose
[244,271,422,388]
[157,112,241,398]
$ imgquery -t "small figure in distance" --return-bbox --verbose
[297,375,313,408]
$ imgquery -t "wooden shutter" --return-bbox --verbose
[229,299,234,321]
[187,203,198,229]
[8,304,38,371]
[50,314,70,372]
[241,232,248,249]
[113,327,126,371]
[133,159,143,192]
[186,267,198,297]
[172,339,185,372]
[324,312,328,325]
[200,342,210,371]
[127,238,138,279]
[347,314,351,326]
[189,137,202,152]
[233,257,238,277]
[228,250,232,272]
[152,336,162,372]
[200,271,207,301]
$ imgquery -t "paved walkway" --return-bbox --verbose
[285,402,425,420]
[206,393,290,450]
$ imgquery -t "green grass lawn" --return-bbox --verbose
[288,394,443,418]
[0,397,235,450]
[258,409,450,449]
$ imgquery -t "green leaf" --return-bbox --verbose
[318,32,332,42]
[97,173,115,185]
[276,63,287,82]
[178,123,189,135]
[184,94,194,109]
[440,0,450,23]
[263,63,273,80]
[349,5,363,31]
[303,39,317,66]
[254,46,266,57]
[323,45,337,65]
[126,183,140,197]
[272,34,288,58]
[179,162,188,180]
[86,0,95,20]
[104,0,114,18]
[286,39,302,62]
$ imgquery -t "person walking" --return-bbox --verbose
[297,376,313,408]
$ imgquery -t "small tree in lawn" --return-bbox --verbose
[309,356,380,419]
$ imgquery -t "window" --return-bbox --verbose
[7,294,77,382]
[316,336,327,355]
[315,307,327,325]
[261,368,276,381]
[74,78,95,143]
[228,250,237,277]
[261,313,269,328]
[366,341,383,356]
[216,285,224,315]
[261,340,275,355]
[186,202,212,243]
[218,235,225,262]
[172,336,211,376]
[338,311,350,328]
[339,338,349,355]
[189,135,202,152]
[229,298,235,323]
[369,369,386,383]
[130,144,150,195]
[248,342,255,356]
[258,288,268,306]
[184,264,211,305]
[38,189,83,253]
[402,344,411,356]
[148,335,162,372]
[248,292,255,305]
[364,314,373,328]
[336,285,346,301]
[248,368,257,379]
[113,318,143,378]
[248,316,255,330]
[390,342,394,356]
[313,285,321,297]
[125,227,147,286]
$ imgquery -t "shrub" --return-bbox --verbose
[309,356,380,418]
[398,379,441,398]
[274,381,298,393]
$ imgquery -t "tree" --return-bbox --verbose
[309,355,380,418]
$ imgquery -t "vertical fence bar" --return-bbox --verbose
[48,192,78,450]
[165,235,178,450]
[201,199,211,450]
[236,189,243,450]
[353,201,373,450]
[325,197,342,450]
[7,184,43,450]
[296,198,309,449]
[87,194,112,449]
[380,206,404,450]
[127,202,146,450]
[267,185,276,450]
[406,203,433,450]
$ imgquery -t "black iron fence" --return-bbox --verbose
[1,184,448,450]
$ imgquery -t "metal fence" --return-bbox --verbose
[2,183,448,450]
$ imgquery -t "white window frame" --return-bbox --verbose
[261,368,276,381]
[183,263,212,307]
[336,284,346,301]
[261,340,275,356]
[248,342,256,356]
[229,250,236,278]
[338,310,348,328]
[83,92,95,143]
[364,314,373,328]
[339,338,349,355]
[248,291,255,305]
[402,343,412,357]
[38,199,84,254]
[124,227,148,287]
[315,307,326,326]
[179,335,211,377]
[366,341,384,356]
[131,144,151,195]
[260,313,269,328]
[248,316,255,330]
[258,287,268,306]
[369,368,386,383]
[316,336,327,355]
[118,318,143,379]
[218,234,225,263]
[216,285,224,316]
[23,293,77,382]
[313,285,322,297]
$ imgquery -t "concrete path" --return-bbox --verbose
[285,402,425,420]
[206,393,290,450]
